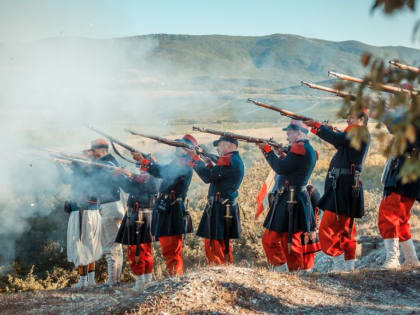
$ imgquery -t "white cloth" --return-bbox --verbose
[67,209,102,266]
[100,201,124,253]
[101,200,125,284]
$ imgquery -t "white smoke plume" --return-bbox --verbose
[0,36,165,267]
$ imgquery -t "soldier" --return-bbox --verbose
[304,111,370,272]
[57,150,102,289]
[374,109,420,268]
[89,138,125,287]
[131,134,197,276]
[114,168,159,290]
[258,120,317,272]
[186,135,244,265]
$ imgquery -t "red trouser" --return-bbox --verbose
[378,192,415,242]
[159,235,183,276]
[204,239,233,265]
[262,229,305,271]
[303,253,315,270]
[319,210,356,260]
[127,243,153,276]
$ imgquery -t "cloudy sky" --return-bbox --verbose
[0,0,419,48]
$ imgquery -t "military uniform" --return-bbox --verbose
[139,134,196,276]
[57,160,102,288]
[191,136,245,265]
[310,122,370,270]
[115,171,158,286]
[378,113,420,268]
[260,137,317,271]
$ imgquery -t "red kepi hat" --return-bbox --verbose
[176,134,198,147]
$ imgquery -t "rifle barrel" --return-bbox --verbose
[328,70,417,95]
[301,81,357,101]
[247,99,312,121]
[389,60,420,74]
[192,126,284,149]
[51,154,119,170]
[127,128,219,163]
[125,129,186,148]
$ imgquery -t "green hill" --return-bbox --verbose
[0,33,419,125]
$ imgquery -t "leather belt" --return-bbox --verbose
[328,167,355,177]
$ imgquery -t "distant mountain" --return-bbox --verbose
[0,34,419,124]
[2,33,419,91]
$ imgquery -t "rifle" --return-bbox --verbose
[125,129,219,163]
[328,70,417,96]
[192,126,287,151]
[301,81,357,101]
[246,98,339,132]
[50,152,121,171]
[45,149,89,161]
[389,60,420,74]
[86,125,150,163]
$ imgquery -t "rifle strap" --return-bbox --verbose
[110,141,137,164]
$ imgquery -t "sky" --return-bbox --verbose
[0,0,419,48]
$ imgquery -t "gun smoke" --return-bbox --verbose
[0,36,210,270]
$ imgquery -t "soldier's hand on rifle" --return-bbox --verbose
[183,147,197,159]
[135,255,139,265]
[257,141,270,151]
[273,147,284,156]
[201,156,212,165]
[131,151,145,162]
[114,168,132,177]
[303,119,317,128]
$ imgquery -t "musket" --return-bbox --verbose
[45,149,89,161]
[50,152,121,171]
[86,125,151,162]
[328,70,417,95]
[389,60,420,74]
[246,98,339,132]
[301,81,357,101]
[192,126,287,150]
[125,129,219,163]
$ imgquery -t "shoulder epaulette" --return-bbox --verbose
[290,142,306,156]
[217,154,232,166]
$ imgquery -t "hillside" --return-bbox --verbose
[1,33,419,128]
[24,33,420,90]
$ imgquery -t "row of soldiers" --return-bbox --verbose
[58,108,419,290]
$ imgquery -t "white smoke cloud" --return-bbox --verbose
[0,36,164,267]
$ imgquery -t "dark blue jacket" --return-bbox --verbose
[94,154,121,204]
[143,154,194,238]
[193,151,244,240]
[262,140,317,233]
[382,112,420,200]
[115,172,158,245]
[313,124,370,217]
[57,162,99,210]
